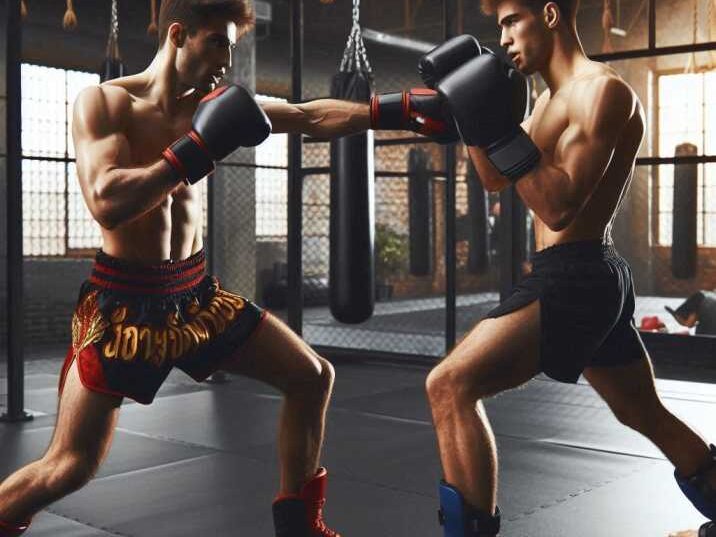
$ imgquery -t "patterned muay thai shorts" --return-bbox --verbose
[60,249,266,404]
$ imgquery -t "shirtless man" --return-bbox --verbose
[0,1,457,536]
[419,1,716,535]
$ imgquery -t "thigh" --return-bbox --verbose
[48,360,122,463]
[220,313,327,392]
[583,344,661,414]
[440,299,542,399]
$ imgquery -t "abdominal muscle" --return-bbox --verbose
[99,188,203,264]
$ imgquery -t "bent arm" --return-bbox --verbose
[73,86,181,230]
[467,79,635,230]
[466,92,542,193]
[515,79,635,231]
[260,99,370,139]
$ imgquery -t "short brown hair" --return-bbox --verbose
[158,0,255,46]
[481,0,580,21]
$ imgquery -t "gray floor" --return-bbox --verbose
[0,354,714,536]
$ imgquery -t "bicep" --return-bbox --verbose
[552,123,616,198]
[552,80,633,198]
[72,87,132,200]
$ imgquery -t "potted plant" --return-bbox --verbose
[375,223,407,301]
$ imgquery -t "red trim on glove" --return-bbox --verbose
[401,91,410,123]
[413,114,447,136]
[369,97,380,128]
[162,147,187,179]
[410,87,436,96]
[200,85,229,103]
[187,130,211,159]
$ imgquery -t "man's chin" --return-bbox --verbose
[516,64,535,76]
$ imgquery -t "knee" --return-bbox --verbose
[285,355,335,401]
[425,362,474,408]
[316,357,336,394]
[43,451,100,493]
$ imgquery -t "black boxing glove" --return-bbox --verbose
[418,34,482,89]
[369,88,459,144]
[163,84,272,184]
[437,51,540,182]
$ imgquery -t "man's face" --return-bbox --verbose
[496,1,550,75]
[175,17,237,93]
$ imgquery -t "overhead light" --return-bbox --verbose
[610,27,627,37]
[255,0,272,23]
[362,28,436,54]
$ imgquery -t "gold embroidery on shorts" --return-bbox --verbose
[71,291,109,360]
[100,289,248,365]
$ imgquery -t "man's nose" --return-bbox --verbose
[500,28,511,49]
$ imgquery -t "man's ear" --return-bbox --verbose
[543,2,560,29]
[168,22,187,48]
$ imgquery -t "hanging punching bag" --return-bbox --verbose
[329,0,375,324]
[408,148,432,276]
[466,161,489,274]
[672,142,698,279]
[101,0,127,82]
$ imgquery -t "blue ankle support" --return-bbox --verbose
[438,481,501,537]
[675,444,716,521]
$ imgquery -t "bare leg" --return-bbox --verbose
[0,360,122,523]
[584,336,716,537]
[425,300,542,515]
[583,345,714,480]
[221,313,335,495]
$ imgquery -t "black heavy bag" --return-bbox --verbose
[672,142,698,279]
[466,161,489,274]
[100,0,127,82]
[329,69,375,323]
[408,148,433,276]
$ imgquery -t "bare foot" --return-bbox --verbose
[667,531,697,537]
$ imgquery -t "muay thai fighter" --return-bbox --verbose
[0,1,457,536]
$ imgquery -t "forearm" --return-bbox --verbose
[470,145,577,231]
[266,99,370,138]
[92,159,180,229]
[467,147,511,192]
[515,158,577,231]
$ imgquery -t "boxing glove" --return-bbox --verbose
[370,88,459,144]
[418,34,482,90]
[437,51,540,182]
[163,84,272,184]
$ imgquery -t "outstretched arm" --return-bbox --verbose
[260,99,370,139]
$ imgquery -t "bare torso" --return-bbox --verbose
[83,74,202,263]
[72,71,370,265]
[526,63,645,250]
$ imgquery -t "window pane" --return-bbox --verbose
[22,159,66,256]
[255,95,288,239]
[67,163,102,250]
[22,64,67,158]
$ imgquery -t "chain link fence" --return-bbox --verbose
[5,0,716,365]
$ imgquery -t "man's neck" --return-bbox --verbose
[540,29,590,93]
[143,49,198,114]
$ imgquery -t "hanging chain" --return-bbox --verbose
[685,0,697,72]
[339,0,373,77]
[111,0,119,40]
